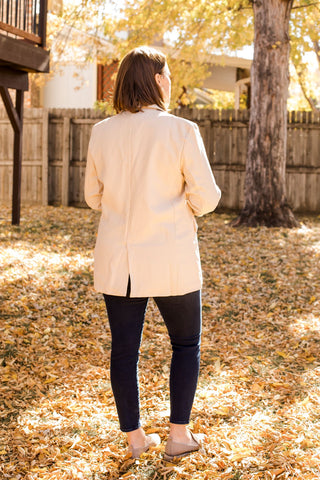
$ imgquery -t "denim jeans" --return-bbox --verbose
[103,289,202,432]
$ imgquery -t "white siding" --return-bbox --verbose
[43,63,97,108]
[203,65,237,92]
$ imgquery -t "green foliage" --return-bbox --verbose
[196,90,236,109]
[94,100,115,115]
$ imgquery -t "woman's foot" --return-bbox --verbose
[164,424,205,461]
[127,428,161,458]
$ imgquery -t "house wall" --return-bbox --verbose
[40,58,250,109]
[96,63,240,99]
[42,64,97,109]
[202,65,237,92]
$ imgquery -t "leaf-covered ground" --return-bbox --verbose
[1,205,320,480]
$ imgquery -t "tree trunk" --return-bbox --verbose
[232,0,299,228]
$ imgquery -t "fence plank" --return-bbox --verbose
[61,117,70,206]
[42,108,49,205]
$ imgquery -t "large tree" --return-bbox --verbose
[230,0,319,226]
[232,0,299,227]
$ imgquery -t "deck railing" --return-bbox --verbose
[0,0,47,46]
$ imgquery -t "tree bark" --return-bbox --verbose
[232,0,299,227]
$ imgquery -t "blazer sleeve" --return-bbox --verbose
[181,122,221,216]
[84,126,103,211]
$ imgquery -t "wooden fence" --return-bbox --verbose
[1,107,320,212]
[48,109,104,206]
[0,107,48,205]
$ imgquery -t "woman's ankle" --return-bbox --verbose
[169,423,193,443]
[126,427,146,447]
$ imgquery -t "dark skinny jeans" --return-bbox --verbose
[103,289,202,432]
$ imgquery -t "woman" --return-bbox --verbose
[85,46,221,460]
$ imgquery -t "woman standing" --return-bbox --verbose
[85,46,221,460]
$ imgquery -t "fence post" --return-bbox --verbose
[61,116,70,206]
[42,108,49,205]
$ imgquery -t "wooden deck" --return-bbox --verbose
[0,33,49,74]
[0,0,49,224]
[0,0,49,74]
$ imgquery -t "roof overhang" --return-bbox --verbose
[154,44,252,70]
[205,53,252,69]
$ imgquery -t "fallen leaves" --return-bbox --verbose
[1,205,320,479]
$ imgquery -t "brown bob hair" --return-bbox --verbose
[113,46,167,113]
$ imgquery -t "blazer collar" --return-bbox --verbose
[142,104,165,112]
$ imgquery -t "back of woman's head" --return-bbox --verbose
[113,46,167,113]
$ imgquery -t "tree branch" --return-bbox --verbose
[313,40,320,68]
[293,62,319,111]
[292,1,320,9]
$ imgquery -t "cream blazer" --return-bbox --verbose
[85,106,221,297]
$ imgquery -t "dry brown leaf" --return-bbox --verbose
[1,206,320,479]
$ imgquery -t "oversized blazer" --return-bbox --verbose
[85,106,221,297]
